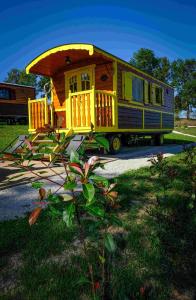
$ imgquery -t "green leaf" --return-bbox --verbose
[104,233,116,253]
[70,150,80,163]
[64,181,77,190]
[89,175,108,185]
[49,206,61,217]
[48,194,61,203]
[32,153,44,159]
[109,214,123,226]
[86,205,104,218]
[61,194,73,202]
[63,203,75,227]
[76,276,90,286]
[95,136,109,151]
[83,183,95,202]
[99,255,105,264]
[32,181,44,189]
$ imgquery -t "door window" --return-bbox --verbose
[69,75,77,93]
[81,72,90,91]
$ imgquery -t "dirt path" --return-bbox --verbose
[0,143,195,221]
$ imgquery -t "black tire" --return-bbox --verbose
[108,135,122,154]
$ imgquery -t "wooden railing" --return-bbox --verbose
[95,90,116,128]
[69,90,91,129]
[28,98,49,130]
[28,89,117,132]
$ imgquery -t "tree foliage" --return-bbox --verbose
[5,68,50,96]
[130,49,196,117]
[171,59,196,117]
[130,48,159,77]
[130,48,170,83]
[5,68,37,88]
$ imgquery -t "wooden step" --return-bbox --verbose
[31,145,55,150]
[33,139,56,144]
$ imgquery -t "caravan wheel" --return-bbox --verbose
[108,135,122,154]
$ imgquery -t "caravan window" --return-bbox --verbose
[132,76,144,102]
[155,86,163,105]
[0,88,11,100]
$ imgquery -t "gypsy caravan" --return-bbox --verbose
[26,43,174,153]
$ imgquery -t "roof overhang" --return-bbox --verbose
[25,43,114,77]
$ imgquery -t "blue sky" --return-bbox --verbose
[0,0,195,81]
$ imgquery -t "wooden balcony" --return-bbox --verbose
[28,89,117,133]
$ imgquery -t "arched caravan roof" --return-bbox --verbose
[26,43,172,87]
[25,43,113,77]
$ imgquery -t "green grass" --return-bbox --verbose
[0,125,195,154]
[1,152,195,299]
[164,132,196,143]
[0,125,28,151]
[174,127,196,136]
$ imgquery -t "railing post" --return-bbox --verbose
[90,86,95,130]
[50,103,54,127]
[44,97,48,125]
[28,98,31,130]
[112,91,117,128]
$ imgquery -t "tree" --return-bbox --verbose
[130,48,159,77]
[130,48,171,83]
[153,57,170,83]
[5,68,37,88]
[171,59,196,118]
[4,68,51,97]
[37,76,51,97]
[179,79,196,119]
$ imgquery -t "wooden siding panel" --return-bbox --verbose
[95,63,113,91]
[162,113,174,128]
[52,72,65,107]
[118,107,143,129]
[0,83,35,103]
[54,111,66,128]
[0,103,28,116]
[144,111,161,129]
[117,62,174,114]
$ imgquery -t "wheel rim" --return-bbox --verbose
[113,137,121,151]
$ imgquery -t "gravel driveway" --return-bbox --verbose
[0,143,194,221]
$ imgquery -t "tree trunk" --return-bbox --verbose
[187,104,190,119]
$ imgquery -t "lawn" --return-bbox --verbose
[174,127,196,136]
[0,151,196,299]
[0,125,28,151]
[164,132,196,143]
[0,125,195,153]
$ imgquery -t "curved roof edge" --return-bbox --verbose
[25,43,94,74]
[26,43,172,88]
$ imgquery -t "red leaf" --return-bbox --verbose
[29,207,42,226]
[140,286,145,296]
[108,183,117,192]
[84,162,90,177]
[108,191,118,199]
[94,281,100,290]
[88,156,99,166]
[69,162,81,167]
[25,139,33,150]
[69,163,84,176]
[39,188,46,200]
